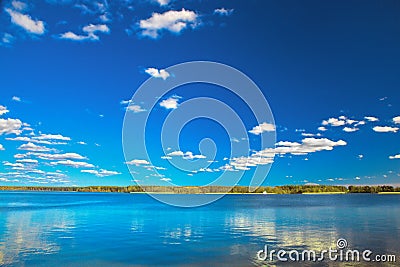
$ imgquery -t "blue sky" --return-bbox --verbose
[0,0,399,187]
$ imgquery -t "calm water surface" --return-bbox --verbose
[0,192,399,266]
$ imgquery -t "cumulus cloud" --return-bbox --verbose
[214,8,234,16]
[160,177,171,182]
[0,118,22,135]
[160,96,180,109]
[248,122,275,135]
[372,126,399,133]
[322,117,346,127]
[389,154,400,160]
[5,8,45,35]
[393,116,400,124]
[145,68,170,80]
[166,150,206,160]
[0,105,9,116]
[81,169,121,177]
[0,144,4,151]
[18,142,52,152]
[364,116,379,122]
[343,127,359,133]
[50,160,94,168]
[127,104,146,113]
[318,126,327,131]
[139,9,199,38]
[223,137,346,172]
[59,23,110,41]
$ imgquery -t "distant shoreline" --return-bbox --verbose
[0,185,399,194]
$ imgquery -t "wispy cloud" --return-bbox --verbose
[81,169,121,177]
[214,8,234,16]
[139,9,199,38]
[49,160,94,168]
[11,1,27,11]
[12,96,21,102]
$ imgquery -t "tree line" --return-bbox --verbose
[0,185,399,194]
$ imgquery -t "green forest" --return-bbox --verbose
[0,185,399,194]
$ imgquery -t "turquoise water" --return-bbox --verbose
[0,192,399,266]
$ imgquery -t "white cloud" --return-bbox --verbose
[12,96,21,102]
[322,117,346,127]
[126,159,150,166]
[12,1,27,11]
[155,0,171,6]
[81,169,121,177]
[248,122,275,135]
[0,105,9,116]
[139,9,199,38]
[272,138,347,155]
[32,152,86,160]
[223,137,346,172]
[372,126,399,133]
[50,160,94,168]
[77,141,87,145]
[0,118,22,135]
[343,127,359,133]
[301,133,322,137]
[5,8,45,35]
[166,150,206,160]
[59,23,110,41]
[16,158,38,164]
[393,116,400,124]
[59,31,89,41]
[145,68,170,80]
[160,96,180,109]
[127,104,146,113]
[160,177,171,182]
[0,144,4,151]
[318,126,327,131]
[18,142,52,152]
[33,133,71,141]
[389,154,400,160]
[364,116,379,122]
[1,33,15,46]
[214,8,234,16]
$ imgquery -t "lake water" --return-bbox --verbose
[0,192,398,266]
